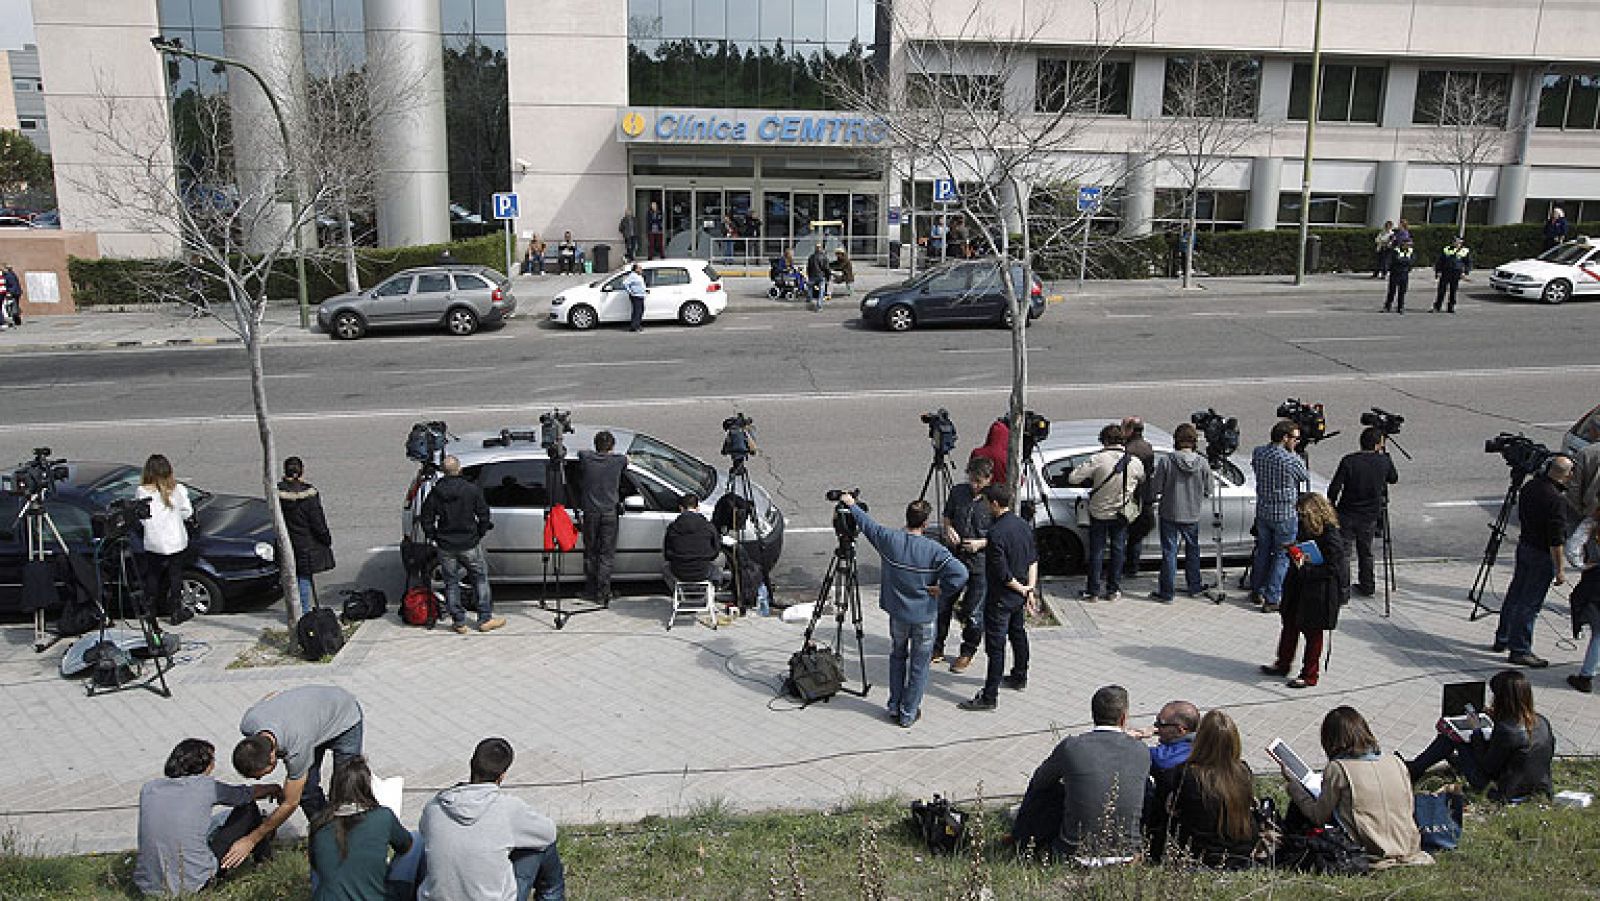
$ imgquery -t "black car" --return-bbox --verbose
[859,260,1046,332]
[0,463,280,616]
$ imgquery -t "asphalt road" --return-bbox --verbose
[2,281,1597,601]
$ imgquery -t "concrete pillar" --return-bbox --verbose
[1371,160,1407,227]
[1128,52,1167,120]
[1121,152,1155,237]
[1247,157,1283,230]
[1381,63,1419,130]
[1493,164,1530,225]
[222,0,309,254]
[364,0,451,247]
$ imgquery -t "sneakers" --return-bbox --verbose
[1261,601,1280,614]
[1287,676,1317,689]
[958,694,997,711]
[451,623,471,635]
[1077,589,1097,602]
[478,617,507,633]
[931,652,947,665]
[899,710,922,729]
[1508,652,1549,668]
[1103,590,1122,602]
[1568,674,1594,694]
[1148,591,1174,603]
[949,655,973,674]
[1184,583,1215,597]
[1003,674,1028,691]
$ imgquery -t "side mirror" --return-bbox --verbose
[623,495,647,512]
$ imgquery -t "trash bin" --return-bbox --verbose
[888,241,901,269]
[1304,234,1321,272]
[591,243,611,272]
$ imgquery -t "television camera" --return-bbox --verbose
[10,448,69,498]
[540,408,574,459]
[921,409,957,458]
[1276,398,1337,454]
[722,412,757,469]
[1485,432,1555,478]
[1190,409,1239,467]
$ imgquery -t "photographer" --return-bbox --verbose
[1121,417,1157,579]
[938,457,993,673]
[418,455,503,634]
[1493,455,1573,668]
[136,454,195,626]
[1149,424,1212,601]
[837,493,967,729]
[578,431,628,605]
[1250,421,1308,612]
[1327,427,1398,597]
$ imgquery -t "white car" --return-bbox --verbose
[549,259,725,330]
[1489,239,1600,304]
[1564,402,1600,458]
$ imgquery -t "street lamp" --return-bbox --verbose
[150,35,311,329]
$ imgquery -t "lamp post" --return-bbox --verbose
[150,36,311,329]
[1293,0,1324,286]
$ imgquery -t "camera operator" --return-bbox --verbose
[661,492,722,592]
[1327,427,1398,597]
[1565,441,1600,532]
[419,455,502,633]
[578,431,628,605]
[938,457,994,673]
[1493,455,1574,668]
[1120,417,1157,579]
[959,485,1038,712]
[1250,421,1309,612]
[836,493,967,729]
[137,454,196,626]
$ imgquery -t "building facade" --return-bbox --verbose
[7,44,46,152]
[30,0,1600,259]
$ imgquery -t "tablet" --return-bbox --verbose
[1267,738,1322,797]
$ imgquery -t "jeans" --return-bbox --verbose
[1250,516,1298,605]
[1157,519,1204,598]
[581,508,619,601]
[1494,542,1556,655]
[300,718,365,821]
[1408,734,1487,789]
[935,562,986,658]
[297,575,315,615]
[1086,518,1127,596]
[1123,509,1154,576]
[980,596,1029,703]
[629,294,645,330]
[623,235,637,260]
[439,544,493,625]
[1343,515,1378,593]
[512,844,567,901]
[205,802,264,864]
[1583,628,1600,678]
[887,618,936,725]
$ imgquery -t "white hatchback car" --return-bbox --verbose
[1489,239,1600,304]
[549,259,726,329]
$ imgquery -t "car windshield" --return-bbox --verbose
[1539,243,1594,265]
[626,434,717,497]
[85,467,213,508]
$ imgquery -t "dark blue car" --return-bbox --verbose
[859,260,1046,332]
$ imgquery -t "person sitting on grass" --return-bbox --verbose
[1148,710,1258,868]
[1406,669,1554,801]
[308,757,413,901]
[134,738,282,897]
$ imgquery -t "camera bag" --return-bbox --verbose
[785,643,844,702]
[296,584,345,660]
[339,588,388,622]
[909,795,967,855]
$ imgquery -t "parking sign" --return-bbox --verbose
[933,178,958,204]
[492,192,520,220]
[1076,186,1103,213]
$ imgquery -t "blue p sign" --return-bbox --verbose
[1076,186,1103,213]
[492,192,520,220]
[933,178,958,204]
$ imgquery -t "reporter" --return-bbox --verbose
[137,454,194,625]
[1405,669,1554,801]
[1260,493,1348,689]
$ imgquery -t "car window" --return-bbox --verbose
[926,267,970,293]
[626,434,717,497]
[623,472,673,510]
[602,276,625,291]
[44,501,93,544]
[452,273,491,291]
[1044,454,1094,489]
[415,273,452,294]
[645,267,691,288]
[373,276,412,297]
[0,495,20,538]
[1539,243,1593,265]
[968,264,1002,295]
[473,460,548,508]
[1574,403,1600,444]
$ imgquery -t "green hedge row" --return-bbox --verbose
[68,234,506,307]
[1186,221,1600,277]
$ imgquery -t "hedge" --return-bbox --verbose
[1186,221,1600,277]
[68,234,505,307]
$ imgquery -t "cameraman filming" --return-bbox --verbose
[836,493,967,729]
[1494,455,1574,668]
[579,431,628,605]
[1328,427,1399,597]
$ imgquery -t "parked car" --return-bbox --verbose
[0,216,36,229]
[1488,239,1600,304]
[1564,402,1600,458]
[1020,420,1329,575]
[0,462,279,616]
[860,260,1045,332]
[29,210,60,229]
[317,265,516,339]
[403,425,783,585]
[549,259,725,330]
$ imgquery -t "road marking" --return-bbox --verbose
[188,372,316,383]
[1188,311,1234,316]
[1423,500,1498,508]
[1293,336,1407,344]
[1105,313,1152,319]
[552,359,682,369]
[722,326,773,332]
[1530,421,1574,429]
[13,380,119,390]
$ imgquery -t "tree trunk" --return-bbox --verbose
[1456,191,1469,240]
[1183,193,1198,289]
[341,206,360,293]
[243,305,300,630]
[1002,190,1028,501]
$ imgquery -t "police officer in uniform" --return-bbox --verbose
[1432,236,1471,313]
[1384,239,1414,314]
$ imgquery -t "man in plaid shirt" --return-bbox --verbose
[1250,420,1309,611]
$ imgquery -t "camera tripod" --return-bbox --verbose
[86,533,174,698]
[1376,436,1409,619]
[919,443,955,512]
[15,488,70,653]
[1468,469,1528,622]
[540,447,604,630]
[1204,459,1230,605]
[798,522,871,699]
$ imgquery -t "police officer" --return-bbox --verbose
[1384,239,1414,314]
[1432,236,1471,313]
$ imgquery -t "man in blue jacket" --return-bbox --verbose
[840,493,967,728]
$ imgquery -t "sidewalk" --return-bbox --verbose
[1,558,1594,856]
[0,271,1380,354]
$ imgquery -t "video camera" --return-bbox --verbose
[826,488,864,543]
[721,412,756,467]
[10,447,69,498]
[92,496,152,542]
[1190,409,1239,466]
[1360,407,1404,436]
[540,408,574,458]
[1485,432,1556,478]
[1276,398,1336,452]
[1020,410,1050,452]
[404,422,449,468]
[921,409,957,457]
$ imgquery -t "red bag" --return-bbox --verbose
[545,504,578,552]
[400,585,439,627]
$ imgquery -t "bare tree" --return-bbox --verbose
[1419,73,1512,239]
[1158,54,1269,288]
[68,85,334,628]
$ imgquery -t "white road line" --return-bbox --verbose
[1261,309,1305,315]
[1530,421,1574,429]
[189,372,317,382]
[13,380,119,390]
[1188,311,1234,317]
[1423,500,1498,508]
[1293,336,1408,344]
[722,326,773,332]
[1105,313,1152,319]
[552,359,682,368]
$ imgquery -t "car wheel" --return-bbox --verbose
[679,300,710,326]
[1036,527,1084,576]
[1542,279,1571,305]
[885,304,915,332]
[446,306,480,336]
[180,571,227,616]
[568,304,598,330]
[331,310,366,340]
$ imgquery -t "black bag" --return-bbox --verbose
[405,421,448,465]
[296,607,345,660]
[785,643,844,702]
[909,795,968,855]
[731,546,765,609]
[1278,803,1371,876]
[339,588,388,622]
[400,536,436,584]
[85,640,139,687]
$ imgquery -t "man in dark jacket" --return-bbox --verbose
[1328,427,1399,597]
[661,492,721,589]
[1432,236,1471,313]
[1384,240,1414,313]
[959,485,1037,711]
[939,456,993,673]
[805,245,831,310]
[578,431,628,605]
[419,455,502,633]
[276,456,335,616]
[1495,455,1574,667]
[1120,417,1157,578]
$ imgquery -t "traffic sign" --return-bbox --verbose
[1076,185,1103,213]
[492,192,520,220]
[933,178,958,204]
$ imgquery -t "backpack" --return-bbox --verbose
[909,795,968,856]
[296,606,345,660]
[339,588,388,622]
[400,585,440,627]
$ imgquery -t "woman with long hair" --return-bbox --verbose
[136,454,195,624]
[1565,500,1600,693]
[278,456,336,616]
[308,756,411,901]
[1261,492,1349,688]
[1406,669,1554,800]
[1150,709,1258,868]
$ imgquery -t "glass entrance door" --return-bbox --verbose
[664,189,692,257]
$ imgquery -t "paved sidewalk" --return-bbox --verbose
[1,557,1595,855]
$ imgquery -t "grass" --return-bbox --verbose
[4,761,1598,900]
[225,621,360,669]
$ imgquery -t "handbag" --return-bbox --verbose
[1413,789,1464,852]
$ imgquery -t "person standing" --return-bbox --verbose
[0,262,20,328]
[1384,239,1414,313]
[618,209,638,262]
[418,455,504,634]
[959,485,1038,712]
[1149,423,1212,602]
[578,431,627,605]
[1327,427,1398,597]
[1261,492,1348,689]
[1432,235,1472,313]
[646,201,664,259]
[1543,207,1568,251]
[1372,220,1395,278]
[277,456,335,617]
[137,454,196,626]
[1250,420,1308,612]
[1068,423,1145,602]
[805,243,830,311]
[1564,501,1600,693]
[1120,416,1157,579]
[938,457,993,673]
[1389,217,1412,248]
[134,739,281,896]
[307,756,413,901]
[840,493,967,728]
[969,417,1011,486]
[622,262,647,332]
[1494,455,1574,668]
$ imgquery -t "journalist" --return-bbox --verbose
[959,485,1038,712]
[938,456,993,673]
[1120,417,1157,579]
[1250,420,1308,612]
[418,455,503,634]
[1327,427,1399,597]
[661,492,722,592]
[578,431,628,605]
[839,493,967,728]
[1493,455,1573,668]
[1149,423,1212,601]
[1068,424,1145,602]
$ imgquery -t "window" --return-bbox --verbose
[1413,70,1508,126]
[44,503,93,545]
[452,273,491,291]
[1036,58,1130,115]
[473,461,548,508]
[1523,199,1600,224]
[17,120,37,131]
[645,266,691,287]
[908,73,1003,111]
[1155,189,1248,231]
[415,273,452,293]
[1162,55,1260,119]
[1276,192,1371,227]
[373,276,411,297]
[1288,63,1384,123]
[926,266,970,292]
[1538,71,1600,130]
[1044,454,1092,489]
[1401,195,1491,227]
